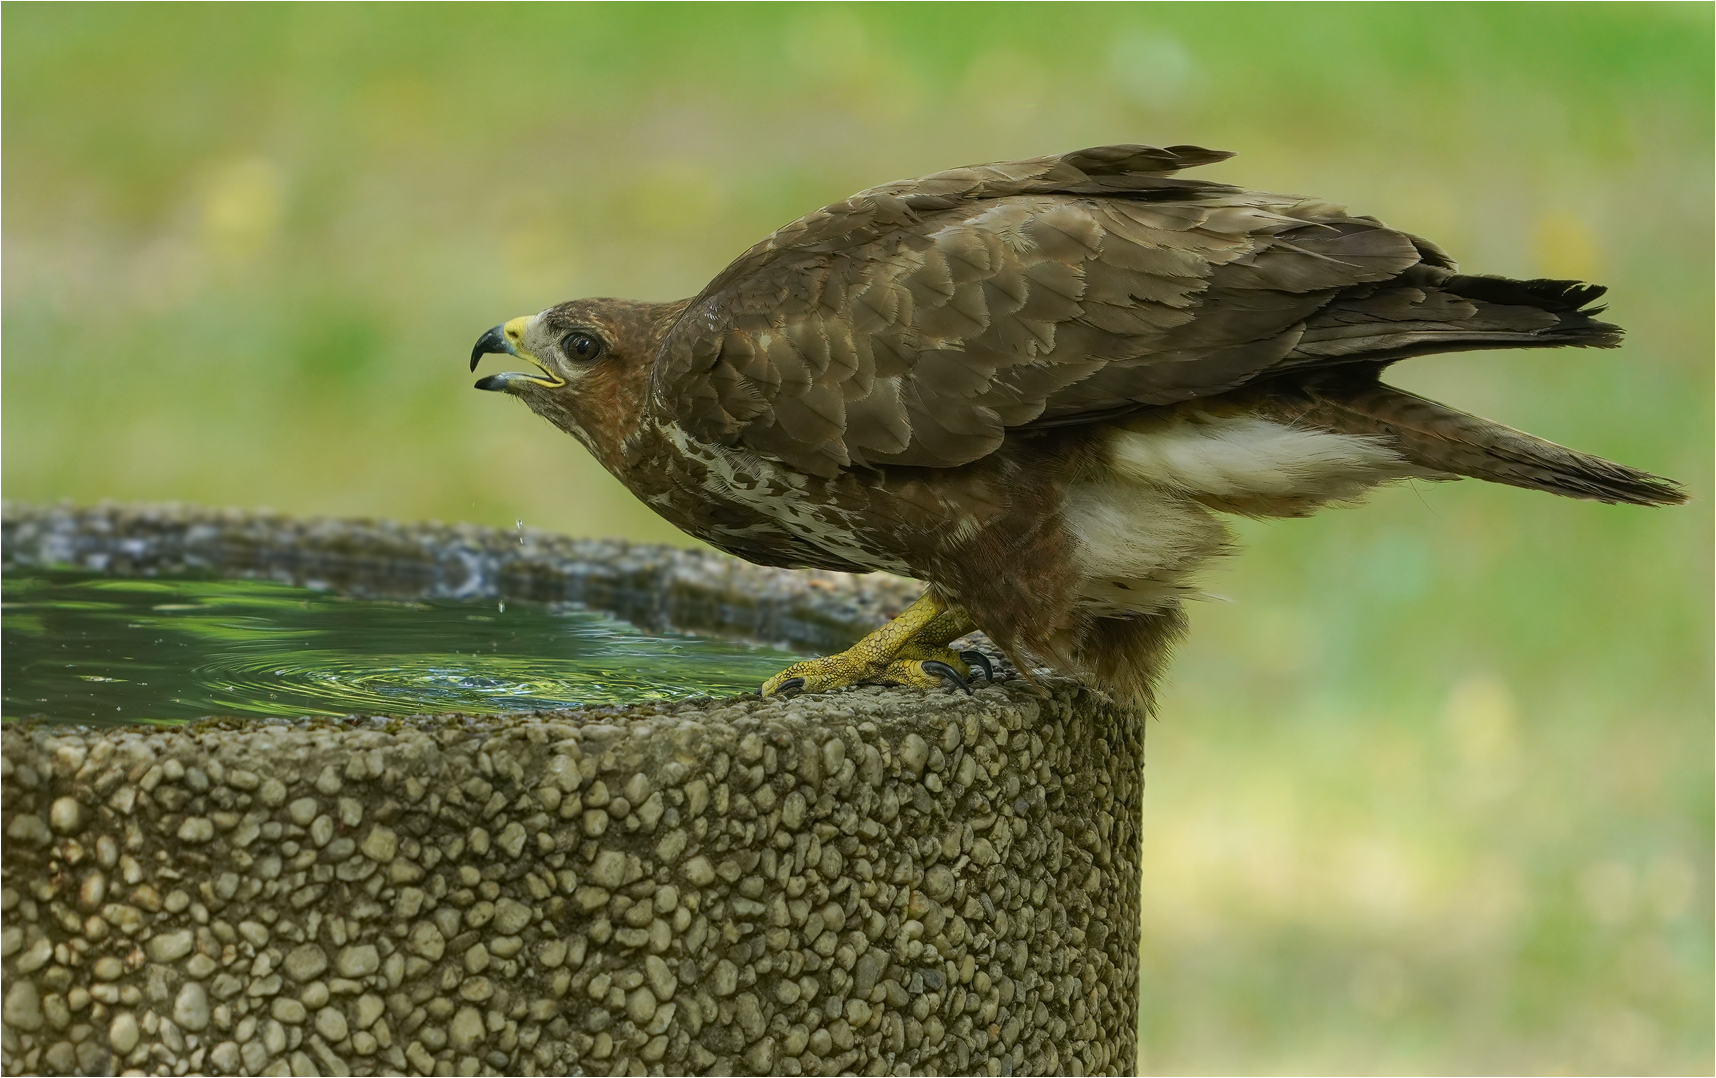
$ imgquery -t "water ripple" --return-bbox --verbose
[3,569,796,725]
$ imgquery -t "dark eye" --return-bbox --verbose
[562,332,603,362]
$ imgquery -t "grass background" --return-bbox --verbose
[4,3,1710,1073]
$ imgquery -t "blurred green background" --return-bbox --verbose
[4,3,1709,1073]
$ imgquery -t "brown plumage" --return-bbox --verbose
[471,144,1682,708]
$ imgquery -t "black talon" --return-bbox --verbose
[921,660,972,695]
[958,650,993,683]
[774,677,806,697]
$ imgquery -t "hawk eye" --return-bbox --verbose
[562,332,603,362]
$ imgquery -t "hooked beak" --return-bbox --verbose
[470,316,565,391]
[470,324,513,370]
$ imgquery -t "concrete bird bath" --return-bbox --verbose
[1,503,1145,1076]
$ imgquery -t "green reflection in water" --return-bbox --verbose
[3,569,796,724]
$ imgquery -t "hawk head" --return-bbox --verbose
[470,297,678,464]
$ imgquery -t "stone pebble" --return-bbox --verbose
[1,652,1141,1076]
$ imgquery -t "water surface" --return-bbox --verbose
[2,569,797,724]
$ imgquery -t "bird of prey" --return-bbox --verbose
[470,144,1682,708]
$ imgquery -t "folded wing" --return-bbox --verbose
[655,144,1617,477]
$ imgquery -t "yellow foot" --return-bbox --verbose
[764,646,989,696]
[760,593,992,697]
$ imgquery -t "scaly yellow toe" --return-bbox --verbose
[759,592,980,697]
[760,651,881,696]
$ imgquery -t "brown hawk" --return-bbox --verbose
[469,144,1682,707]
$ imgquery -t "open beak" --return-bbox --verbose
[470,316,566,391]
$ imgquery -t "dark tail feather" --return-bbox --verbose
[1298,376,1685,506]
[1442,274,1623,348]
